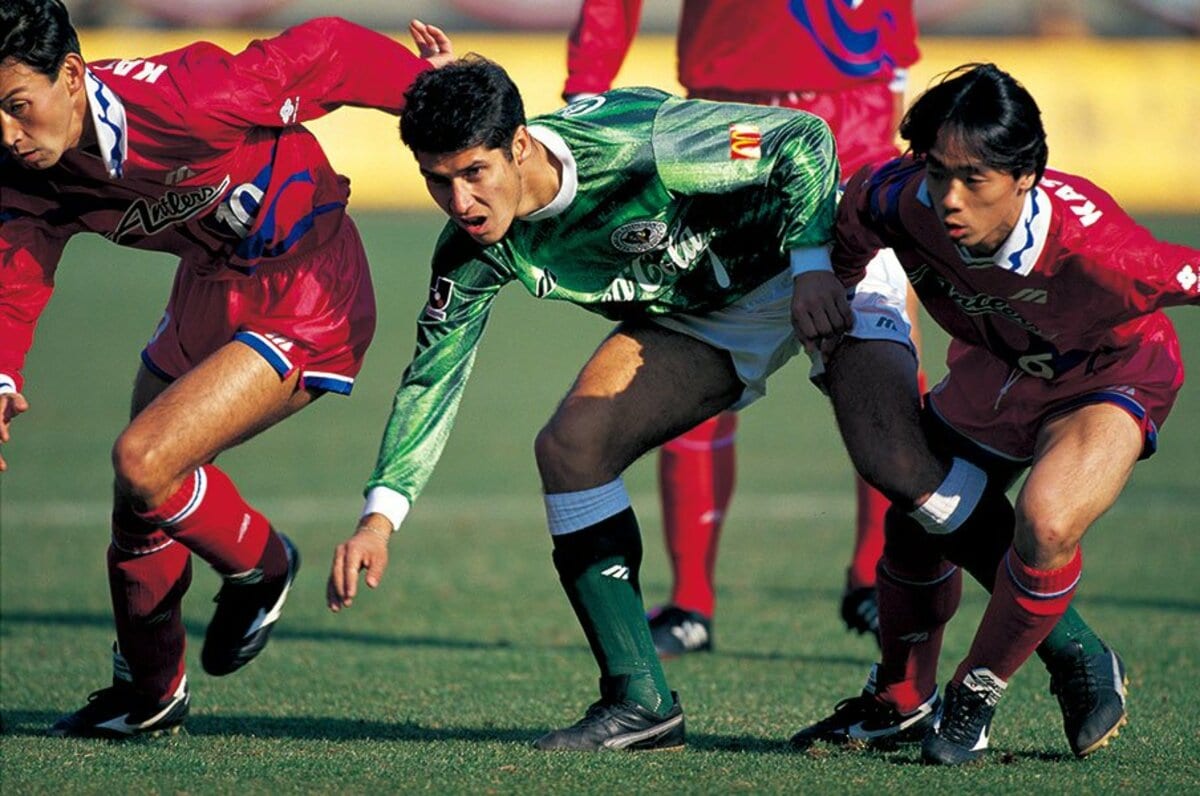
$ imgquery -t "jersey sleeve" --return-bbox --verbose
[1070,208,1200,321]
[652,98,841,254]
[364,232,513,505]
[0,217,67,393]
[832,159,916,287]
[176,17,428,137]
[564,0,644,98]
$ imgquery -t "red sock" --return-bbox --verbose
[108,516,192,700]
[875,556,962,713]
[659,411,737,618]
[137,464,287,578]
[848,478,888,589]
[954,546,1082,683]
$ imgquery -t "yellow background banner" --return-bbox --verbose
[78,30,1200,212]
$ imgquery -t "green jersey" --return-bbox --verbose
[369,87,838,506]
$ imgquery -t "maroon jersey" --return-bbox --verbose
[834,158,1200,386]
[564,0,919,97]
[0,17,427,392]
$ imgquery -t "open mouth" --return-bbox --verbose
[457,215,488,236]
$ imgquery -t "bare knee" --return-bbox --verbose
[112,427,180,509]
[534,414,619,493]
[1014,500,1083,569]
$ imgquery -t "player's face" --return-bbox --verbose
[416,139,525,245]
[0,54,88,170]
[923,130,1036,257]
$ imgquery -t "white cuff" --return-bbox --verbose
[889,68,909,94]
[362,486,411,533]
[790,246,833,277]
[0,374,17,395]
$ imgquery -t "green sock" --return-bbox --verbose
[552,508,673,715]
[1036,605,1106,665]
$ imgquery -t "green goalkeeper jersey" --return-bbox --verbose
[369,87,838,506]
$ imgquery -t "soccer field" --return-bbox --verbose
[1,211,1197,793]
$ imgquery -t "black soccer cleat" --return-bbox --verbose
[51,646,189,739]
[839,585,881,646]
[1047,640,1129,757]
[790,664,939,749]
[534,678,685,752]
[647,604,713,659]
[201,532,299,676]
[921,667,1006,766]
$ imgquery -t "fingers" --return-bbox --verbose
[327,531,390,612]
[327,541,358,612]
[793,304,852,350]
[425,23,452,55]
[409,19,453,60]
[0,393,28,471]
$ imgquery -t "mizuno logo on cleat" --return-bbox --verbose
[670,622,709,650]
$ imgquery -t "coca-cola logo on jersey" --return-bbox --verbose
[108,175,232,243]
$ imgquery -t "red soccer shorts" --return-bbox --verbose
[142,216,376,395]
[928,336,1184,462]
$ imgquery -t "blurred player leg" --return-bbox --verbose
[651,409,736,656]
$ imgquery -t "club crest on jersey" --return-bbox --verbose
[730,124,762,160]
[426,276,455,320]
[611,220,668,254]
[279,96,301,125]
[108,175,232,242]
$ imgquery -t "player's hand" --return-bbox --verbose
[791,271,854,352]
[0,391,29,472]
[327,514,392,612]
[410,19,454,68]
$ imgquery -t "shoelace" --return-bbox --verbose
[1051,654,1094,719]
[939,689,988,744]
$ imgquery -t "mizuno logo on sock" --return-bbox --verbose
[600,565,630,580]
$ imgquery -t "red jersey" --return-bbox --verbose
[565,0,919,97]
[0,17,427,392]
[834,158,1200,384]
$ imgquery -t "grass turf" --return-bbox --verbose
[1,212,1197,793]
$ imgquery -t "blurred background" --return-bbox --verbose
[58,0,1200,35]
[62,0,1199,214]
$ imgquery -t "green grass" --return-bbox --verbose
[2,212,1198,793]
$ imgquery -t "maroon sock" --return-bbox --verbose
[875,557,962,713]
[954,546,1082,683]
[108,518,192,700]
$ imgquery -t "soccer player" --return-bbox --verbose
[791,63,1199,763]
[563,0,927,653]
[0,0,451,737]
[325,56,917,751]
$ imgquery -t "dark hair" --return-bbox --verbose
[400,55,525,158]
[900,63,1048,181]
[0,0,81,78]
